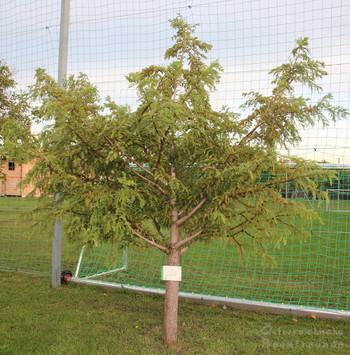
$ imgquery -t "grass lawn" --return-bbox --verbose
[0,272,349,354]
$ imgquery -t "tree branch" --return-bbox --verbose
[152,218,166,239]
[87,124,172,193]
[74,129,106,160]
[180,241,196,255]
[175,221,212,251]
[128,219,167,252]
[131,228,167,253]
[89,125,157,178]
[123,163,168,196]
[177,196,208,227]
[155,127,170,169]
[176,229,204,250]
[236,101,273,149]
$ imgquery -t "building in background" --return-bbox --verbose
[0,158,35,197]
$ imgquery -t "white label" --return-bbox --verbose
[162,266,182,281]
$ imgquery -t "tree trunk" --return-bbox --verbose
[163,221,180,347]
[164,248,180,347]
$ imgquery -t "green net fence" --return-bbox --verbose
[1,0,350,315]
[0,195,77,274]
[71,171,350,312]
[1,172,349,313]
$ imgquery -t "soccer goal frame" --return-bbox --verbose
[73,245,128,280]
[70,272,350,320]
[69,243,350,321]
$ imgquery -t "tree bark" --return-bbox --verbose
[163,220,180,347]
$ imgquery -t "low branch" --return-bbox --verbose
[177,196,208,227]
[176,229,204,250]
[175,221,212,250]
[131,228,167,253]
[180,241,196,255]
[178,190,203,217]
[180,228,219,255]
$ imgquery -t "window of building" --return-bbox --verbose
[8,161,15,171]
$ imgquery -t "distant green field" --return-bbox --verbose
[0,196,349,313]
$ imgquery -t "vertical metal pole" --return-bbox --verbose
[52,0,70,288]
[52,194,62,288]
[338,170,340,212]
[57,0,70,87]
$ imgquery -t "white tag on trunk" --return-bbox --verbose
[162,266,182,281]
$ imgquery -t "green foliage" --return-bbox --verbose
[1,16,348,261]
[0,61,16,180]
[0,61,33,168]
[241,37,347,149]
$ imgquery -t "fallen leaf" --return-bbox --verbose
[222,305,227,310]
[211,303,218,308]
[308,313,317,319]
[292,318,298,323]
[182,322,186,327]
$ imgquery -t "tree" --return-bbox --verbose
[0,61,32,181]
[0,61,16,181]
[7,16,347,346]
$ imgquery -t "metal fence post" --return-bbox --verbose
[52,0,70,288]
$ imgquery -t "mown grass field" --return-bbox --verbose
[1,271,349,354]
[0,196,349,312]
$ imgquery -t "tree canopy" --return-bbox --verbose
[18,19,345,254]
